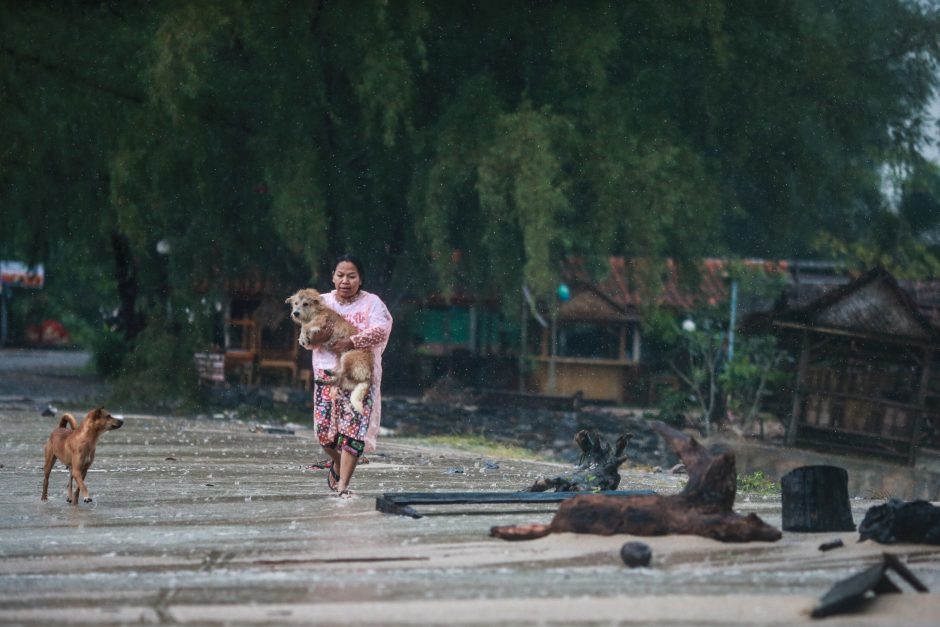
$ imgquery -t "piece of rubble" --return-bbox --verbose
[811,553,928,619]
[858,499,940,545]
[818,538,844,552]
[620,541,652,568]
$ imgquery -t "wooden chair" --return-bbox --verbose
[224,318,258,384]
[257,323,299,385]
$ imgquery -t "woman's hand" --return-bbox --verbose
[330,338,354,353]
[301,318,335,348]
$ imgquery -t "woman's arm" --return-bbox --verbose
[349,297,393,350]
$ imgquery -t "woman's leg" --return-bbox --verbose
[332,387,373,494]
[312,373,342,490]
[321,444,340,467]
[336,449,358,493]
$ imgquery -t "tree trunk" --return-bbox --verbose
[110,232,145,341]
[492,421,782,543]
[780,465,855,532]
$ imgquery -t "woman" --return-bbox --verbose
[309,254,393,497]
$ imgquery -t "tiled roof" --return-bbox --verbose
[562,257,790,312]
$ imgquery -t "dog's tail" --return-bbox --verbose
[58,413,78,430]
[350,383,369,414]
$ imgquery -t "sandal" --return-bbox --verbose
[337,489,353,499]
[326,467,340,492]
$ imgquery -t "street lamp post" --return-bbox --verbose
[156,239,171,320]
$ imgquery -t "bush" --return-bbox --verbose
[107,325,200,410]
[91,327,128,377]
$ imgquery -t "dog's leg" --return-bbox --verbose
[78,464,94,503]
[66,467,77,504]
[299,325,322,349]
[69,466,91,504]
[41,446,55,501]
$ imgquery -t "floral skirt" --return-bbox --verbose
[313,368,373,456]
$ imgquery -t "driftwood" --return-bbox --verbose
[526,430,632,492]
[491,421,782,543]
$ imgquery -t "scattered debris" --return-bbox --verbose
[620,541,652,568]
[376,489,655,519]
[526,430,631,492]
[165,457,177,462]
[445,467,465,475]
[40,404,57,417]
[781,465,855,532]
[818,539,845,552]
[858,499,940,545]
[811,553,928,619]
[491,421,782,543]
[249,425,295,436]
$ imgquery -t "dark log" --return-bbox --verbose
[526,430,632,492]
[491,421,782,543]
[781,465,855,532]
[858,499,940,544]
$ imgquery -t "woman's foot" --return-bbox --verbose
[327,466,340,492]
[336,489,354,499]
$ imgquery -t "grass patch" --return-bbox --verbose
[737,470,780,495]
[401,434,554,461]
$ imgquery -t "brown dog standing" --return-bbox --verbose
[41,408,123,505]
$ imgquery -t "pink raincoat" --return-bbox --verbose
[310,290,393,453]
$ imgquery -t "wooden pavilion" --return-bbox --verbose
[755,266,940,465]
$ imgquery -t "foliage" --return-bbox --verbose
[107,324,201,409]
[736,470,780,496]
[646,267,794,435]
[720,334,793,437]
[666,316,727,435]
[2,1,940,389]
[813,160,940,279]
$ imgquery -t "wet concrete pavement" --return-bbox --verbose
[2,407,940,625]
[1,350,940,624]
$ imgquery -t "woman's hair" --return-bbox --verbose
[334,253,365,284]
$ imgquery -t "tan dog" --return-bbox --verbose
[286,288,374,413]
[41,408,124,505]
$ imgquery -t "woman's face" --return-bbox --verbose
[333,261,362,299]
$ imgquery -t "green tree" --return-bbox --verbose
[3,0,940,397]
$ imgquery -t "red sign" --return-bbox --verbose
[0,261,44,288]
